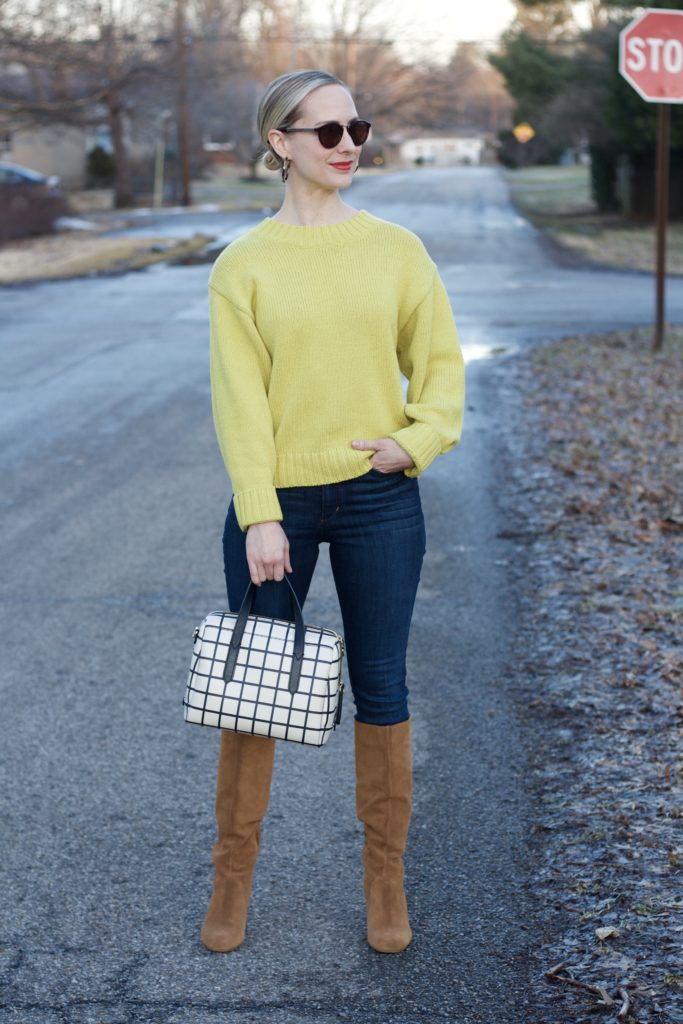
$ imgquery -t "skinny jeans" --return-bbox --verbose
[222,467,427,725]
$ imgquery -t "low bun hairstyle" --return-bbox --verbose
[257,69,348,174]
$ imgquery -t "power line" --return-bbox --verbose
[155,30,617,50]
[153,31,507,46]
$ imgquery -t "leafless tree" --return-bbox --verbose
[0,0,172,205]
[0,0,517,206]
[239,0,432,144]
[410,43,515,134]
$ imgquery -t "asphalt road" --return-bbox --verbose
[2,166,682,1024]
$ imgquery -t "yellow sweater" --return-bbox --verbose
[208,208,465,532]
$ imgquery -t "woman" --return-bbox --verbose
[203,68,465,956]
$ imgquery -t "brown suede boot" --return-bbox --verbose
[354,717,413,953]
[200,729,277,952]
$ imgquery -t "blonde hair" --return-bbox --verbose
[257,69,348,173]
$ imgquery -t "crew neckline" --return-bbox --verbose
[254,208,377,245]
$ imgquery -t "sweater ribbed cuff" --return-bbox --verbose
[388,422,443,477]
[233,487,283,533]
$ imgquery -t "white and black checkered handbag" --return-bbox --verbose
[183,576,346,747]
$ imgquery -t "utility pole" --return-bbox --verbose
[290,0,303,67]
[175,0,192,206]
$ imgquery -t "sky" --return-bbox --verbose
[391,0,519,61]
[306,0,520,65]
[306,0,594,65]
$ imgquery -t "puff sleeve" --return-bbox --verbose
[208,283,283,532]
[388,267,465,477]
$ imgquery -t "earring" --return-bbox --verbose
[281,157,290,183]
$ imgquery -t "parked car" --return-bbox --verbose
[0,160,69,244]
[0,161,63,190]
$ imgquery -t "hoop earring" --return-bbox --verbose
[281,157,290,183]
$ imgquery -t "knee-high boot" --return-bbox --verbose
[201,729,277,952]
[354,717,413,953]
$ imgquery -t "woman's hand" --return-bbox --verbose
[245,521,292,585]
[351,437,415,472]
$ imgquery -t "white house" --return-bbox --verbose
[399,135,484,167]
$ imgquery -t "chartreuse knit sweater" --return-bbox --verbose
[208,208,465,532]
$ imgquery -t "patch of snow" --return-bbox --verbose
[55,216,98,232]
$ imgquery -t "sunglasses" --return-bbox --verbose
[278,119,371,149]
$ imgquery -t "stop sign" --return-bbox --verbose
[619,9,683,102]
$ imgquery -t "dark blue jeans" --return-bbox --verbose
[222,467,427,726]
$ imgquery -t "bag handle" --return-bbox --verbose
[223,574,306,694]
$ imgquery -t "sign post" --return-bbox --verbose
[619,8,683,351]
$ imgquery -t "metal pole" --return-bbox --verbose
[654,102,670,352]
[153,138,164,209]
[175,0,192,207]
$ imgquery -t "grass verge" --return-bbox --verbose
[0,231,213,285]
[505,165,683,275]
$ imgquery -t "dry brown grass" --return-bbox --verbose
[0,230,212,285]
[505,165,683,275]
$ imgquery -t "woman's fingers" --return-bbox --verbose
[246,523,291,586]
[272,560,285,582]
[247,557,265,586]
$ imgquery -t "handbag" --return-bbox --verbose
[183,575,346,747]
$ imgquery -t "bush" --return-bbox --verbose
[86,145,115,185]
[589,144,620,213]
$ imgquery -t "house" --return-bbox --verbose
[0,122,90,189]
[400,133,484,167]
